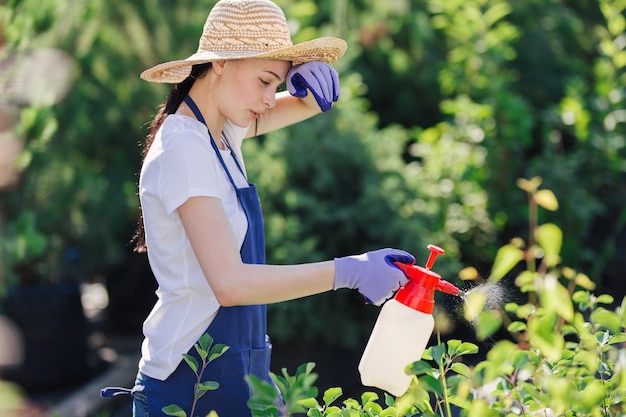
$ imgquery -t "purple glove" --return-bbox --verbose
[286,61,340,112]
[333,248,416,306]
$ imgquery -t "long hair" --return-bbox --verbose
[132,63,212,253]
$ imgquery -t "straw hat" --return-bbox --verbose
[140,0,348,83]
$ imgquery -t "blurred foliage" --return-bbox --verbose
[246,183,626,417]
[0,0,624,349]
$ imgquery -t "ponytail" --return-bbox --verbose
[132,63,212,253]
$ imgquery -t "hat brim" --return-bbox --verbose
[140,37,347,84]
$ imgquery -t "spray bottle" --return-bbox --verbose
[358,244,463,397]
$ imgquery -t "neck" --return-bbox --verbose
[187,78,225,149]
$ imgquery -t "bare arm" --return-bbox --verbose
[178,195,335,306]
[245,91,321,138]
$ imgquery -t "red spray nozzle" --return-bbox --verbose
[393,244,462,313]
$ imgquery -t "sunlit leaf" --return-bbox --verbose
[489,244,524,282]
[361,391,379,406]
[458,342,479,356]
[535,223,562,266]
[464,290,486,322]
[591,308,622,334]
[580,380,606,409]
[517,177,542,193]
[468,398,501,417]
[406,360,434,376]
[475,310,502,340]
[418,374,443,396]
[431,343,446,366]
[596,294,614,304]
[323,387,342,406]
[573,350,598,374]
[539,275,573,322]
[574,273,596,291]
[196,381,219,399]
[507,321,527,333]
[534,189,559,211]
[459,266,479,280]
[528,313,564,362]
[162,404,187,417]
[450,362,471,377]
[182,354,198,373]
[198,333,214,352]
[208,344,230,362]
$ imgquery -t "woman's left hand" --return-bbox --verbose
[286,61,340,112]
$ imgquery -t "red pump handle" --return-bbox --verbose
[392,244,463,313]
[425,244,445,269]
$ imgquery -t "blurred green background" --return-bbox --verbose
[0,0,625,393]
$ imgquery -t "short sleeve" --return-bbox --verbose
[157,120,223,215]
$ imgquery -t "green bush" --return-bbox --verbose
[245,181,626,416]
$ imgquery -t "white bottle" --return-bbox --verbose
[358,245,461,397]
[359,298,434,396]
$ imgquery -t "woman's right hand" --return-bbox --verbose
[333,248,416,306]
[286,61,340,112]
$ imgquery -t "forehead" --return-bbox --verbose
[232,58,290,77]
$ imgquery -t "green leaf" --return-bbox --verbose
[535,223,562,266]
[418,374,443,396]
[182,354,198,373]
[609,333,626,344]
[430,343,446,365]
[360,391,379,405]
[572,290,591,308]
[534,189,559,211]
[539,275,573,322]
[363,401,383,414]
[527,313,564,362]
[447,339,461,354]
[464,290,486,322]
[596,294,614,304]
[574,273,596,290]
[515,270,537,291]
[208,344,230,362]
[323,387,342,406]
[196,381,220,399]
[162,404,187,417]
[380,407,399,417]
[580,380,606,409]
[194,344,208,361]
[450,362,471,378]
[456,342,479,356]
[198,333,214,352]
[447,340,478,356]
[591,308,622,334]
[295,397,318,409]
[507,321,527,333]
[475,310,502,341]
[489,244,524,282]
[517,177,542,193]
[406,360,434,376]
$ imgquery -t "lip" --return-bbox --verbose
[250,110,259,120]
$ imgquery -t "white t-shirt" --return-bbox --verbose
[137,114,250,380]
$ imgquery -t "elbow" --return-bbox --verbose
[211,282,242,307]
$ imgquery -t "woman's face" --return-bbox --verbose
[216,59,291,127]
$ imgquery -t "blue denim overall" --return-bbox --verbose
[103,96,273,417]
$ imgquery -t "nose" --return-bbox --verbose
[263,90,276,109]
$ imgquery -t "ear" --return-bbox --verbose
[213,60,226,75]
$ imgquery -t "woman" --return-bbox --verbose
[104,1,415,416]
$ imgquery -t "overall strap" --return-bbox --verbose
[182,95,247,188]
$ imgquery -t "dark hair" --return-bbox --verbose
[132,63,212,253]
